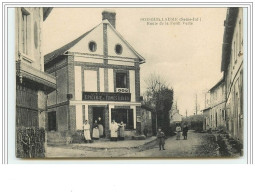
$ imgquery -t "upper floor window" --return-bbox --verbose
[88,41,97,52]
[116,72,127,88]
[21,8,30,55]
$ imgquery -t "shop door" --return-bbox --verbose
[93,107,104,125]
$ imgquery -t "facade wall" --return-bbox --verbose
[45,14,143,137]
[16,8,43,71]
[209,82,226,130]
[225,8,243,143]
[16,8,54,130]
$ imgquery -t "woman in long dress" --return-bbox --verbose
[98,117,104,137]
[176,123,182,140]
[83,120,91,143]
[118,121,126,141]
[110,120,118,141]
[92,120,99,140]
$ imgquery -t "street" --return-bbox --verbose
[46,130,219,158]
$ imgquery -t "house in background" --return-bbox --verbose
[221,8,243,143]
[16,7,56,130]
[208,77,226,130]
[44,10,145,138]
[169,102,182,125]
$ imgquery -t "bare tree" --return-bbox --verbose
[143,73,174,135]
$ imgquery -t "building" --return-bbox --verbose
[169,102,182,124]
[209,77,226,130]
[16,8,56,129]
[221,8,243,143]
[44,11,145,138]
[202,91,211,130]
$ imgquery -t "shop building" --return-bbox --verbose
[44,11,145,137]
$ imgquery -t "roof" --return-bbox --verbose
[44,20,145,65]
[209,77,224,92]
[44,26,97,64]
[43,8,53,21]
[202,107,211,112]
[221,8,239,72]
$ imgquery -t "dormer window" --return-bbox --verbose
[115,44,123,55]
[89,41,97,52]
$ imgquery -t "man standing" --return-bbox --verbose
[183,123,189,140]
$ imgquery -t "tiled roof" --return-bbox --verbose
[44,26,97,64]
[209,77,224,91]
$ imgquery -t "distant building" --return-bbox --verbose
[221,8,243,143]
[169,102,182,124]
[209,78,226,129]
[44,11,145,138]
[16,8,56,129]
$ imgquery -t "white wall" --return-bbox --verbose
[129,70,135,101]
[84,70,98,92]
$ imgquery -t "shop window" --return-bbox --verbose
[111,109,133,129]
[116,72,127,88]
[88,41,97,52]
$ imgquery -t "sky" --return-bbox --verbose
[43,8,227,116]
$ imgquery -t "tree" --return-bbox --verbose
[143,73,174,135]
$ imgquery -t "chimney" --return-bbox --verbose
[102,10,116,28]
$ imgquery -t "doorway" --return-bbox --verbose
[93,107,105,135]
[48,111,56,131]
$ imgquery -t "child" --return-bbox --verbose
[157,128,166,150]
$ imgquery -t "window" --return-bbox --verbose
[88,41,97,52]
[115,44,123,55]
[116,72,127,88]
[21,8,30,55]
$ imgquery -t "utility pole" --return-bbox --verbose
[195,94,198,115]
[186,110,187,117]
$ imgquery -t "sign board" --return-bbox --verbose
[82,92,131,102]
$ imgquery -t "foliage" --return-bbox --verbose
[143,73,174,135]
[16,127,45,158]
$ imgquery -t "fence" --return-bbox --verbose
[16,127,46,158]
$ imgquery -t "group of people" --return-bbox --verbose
[82,117,126,143]
[156,123,189,151]
[175,123,189,140]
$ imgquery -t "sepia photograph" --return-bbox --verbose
[15,7,244,159]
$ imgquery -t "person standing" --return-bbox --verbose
[157,128,166,150]
[83,120,92,143]
[92,120,99,140]
[110,120,118,141]
[98,117,104,138]
[176,123,182,140]
[118,121,126,141]
[183,123,189,140]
